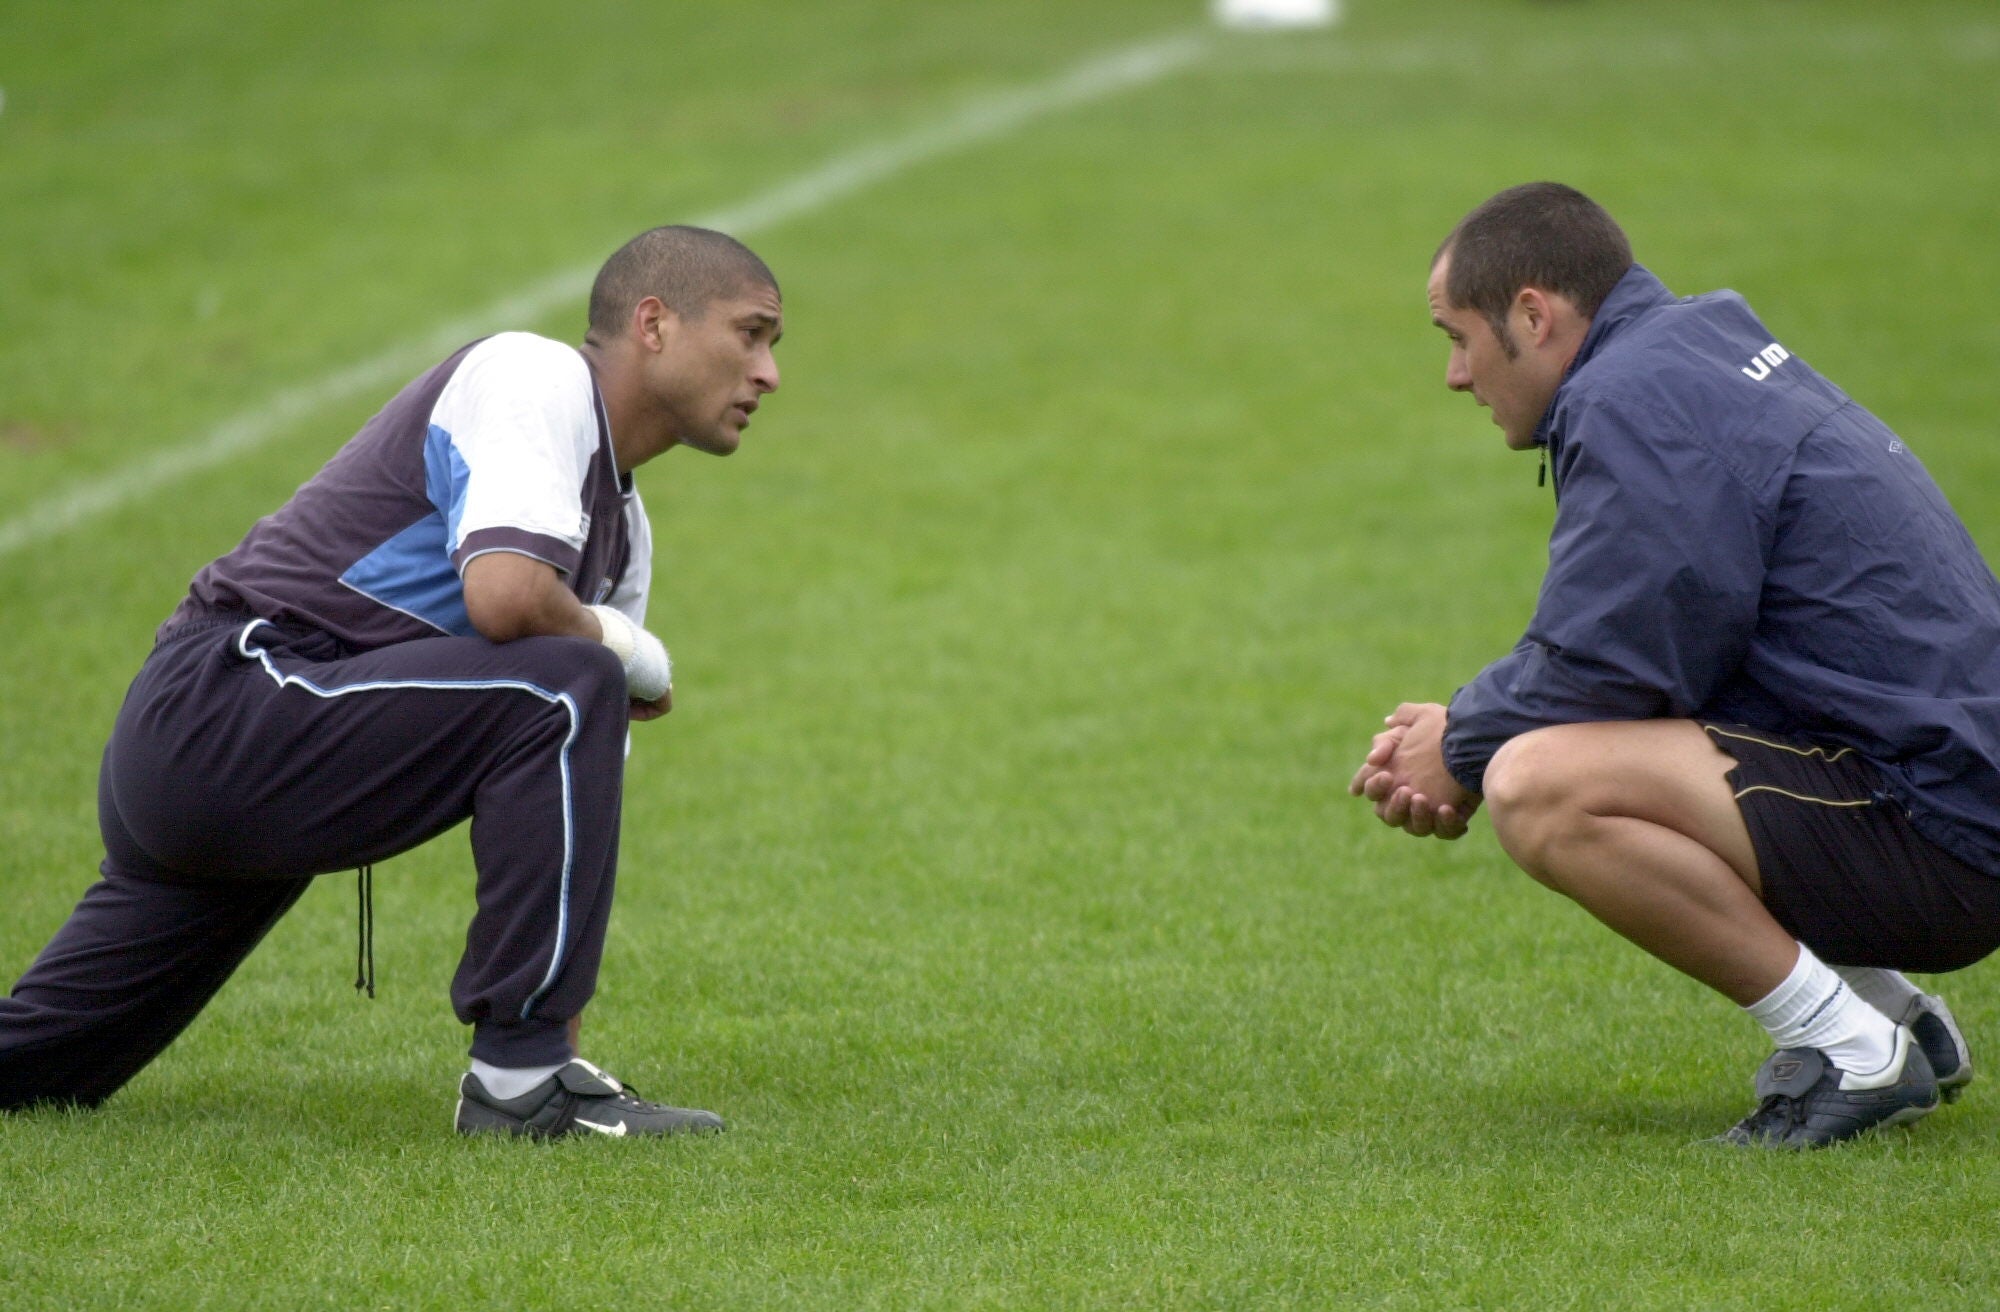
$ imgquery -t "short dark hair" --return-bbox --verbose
[1433,183,1633,334]
[586,225,778,340]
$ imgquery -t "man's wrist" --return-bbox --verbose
[586,605,672,700]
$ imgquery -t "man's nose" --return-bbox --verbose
[754,348,780,393]
[1445,354,1471,392]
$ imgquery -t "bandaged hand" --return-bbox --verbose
[586,604,672,702]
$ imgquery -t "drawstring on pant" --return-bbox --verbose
[355,864,376,999]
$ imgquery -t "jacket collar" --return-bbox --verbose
[1530,264,1676,449]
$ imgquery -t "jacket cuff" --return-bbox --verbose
[1440,708,1493,797]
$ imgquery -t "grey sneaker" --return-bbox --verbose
[1720,1026,1939,1149]
[455,1059,725,1139]
[1902,994,1972,1104]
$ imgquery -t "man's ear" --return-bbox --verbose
[1514,287,1555,348]
[632,296,675,351]
[1514,285,1586,351]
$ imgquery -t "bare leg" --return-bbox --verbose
[1482,720,1796,1005]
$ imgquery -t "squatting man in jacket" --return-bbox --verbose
[1351,182,2000,1148]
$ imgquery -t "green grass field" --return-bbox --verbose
[5,1,2000,1306]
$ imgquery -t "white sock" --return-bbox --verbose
[470,1058,566,1101]
[1745,943,1900,1077]
[1831,965,1927,1023]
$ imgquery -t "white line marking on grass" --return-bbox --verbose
[1204,20,2000,74]
[0,29,1209,562]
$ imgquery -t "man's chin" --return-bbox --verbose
[680,430,742,457]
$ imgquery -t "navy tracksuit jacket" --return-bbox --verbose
[1443,266,2000,877]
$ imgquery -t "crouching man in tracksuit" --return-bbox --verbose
[0,225,781,1139]
[1350,182,2000,1147]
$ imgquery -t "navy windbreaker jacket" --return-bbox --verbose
[1441,266,2000,876]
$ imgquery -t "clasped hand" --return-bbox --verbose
[1347,701,1481,840]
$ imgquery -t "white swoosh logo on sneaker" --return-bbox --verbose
[576,1118,628,1137]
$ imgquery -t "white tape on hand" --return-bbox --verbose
[629,627,672,702]
[587,604,673,702]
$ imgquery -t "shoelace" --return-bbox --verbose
[354,864,375,999]
[1748,1094,1807,1136]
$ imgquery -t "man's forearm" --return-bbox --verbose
[462,551,597,643]
[462,549,672,715]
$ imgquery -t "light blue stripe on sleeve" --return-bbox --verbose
[423,423,474,552]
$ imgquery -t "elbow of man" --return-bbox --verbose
[464,582,543,643]
[465,595,535,643]
[461,553,581,644]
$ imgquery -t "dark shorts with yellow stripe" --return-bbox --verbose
[1703,723,2000,973]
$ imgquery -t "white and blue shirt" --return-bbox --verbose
[169,333,651,648]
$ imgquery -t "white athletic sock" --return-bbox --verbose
[470,1058,566,1101]
[1745,943,1900,1077]
[1831,965,1928,1023]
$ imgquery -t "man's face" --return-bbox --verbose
[646,283,783,456]
[1427,256,1560,451]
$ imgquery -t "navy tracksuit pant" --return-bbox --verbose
[0,613,631,1109]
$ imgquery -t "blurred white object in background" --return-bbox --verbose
[1213,0,1338,29]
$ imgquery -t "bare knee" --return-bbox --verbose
[1484,728,1591,882]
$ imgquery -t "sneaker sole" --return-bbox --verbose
[1717,1097,1938,1149]
[456,1095,537,1137]
[1911,1007,1973,1104]
[456,1097,723,1139]
[1882,1101,1938,1129]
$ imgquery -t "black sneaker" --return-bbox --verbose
[1720,1027,1938,1149]
[1903,995,1973,1104]
[455,1059,725,1139]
